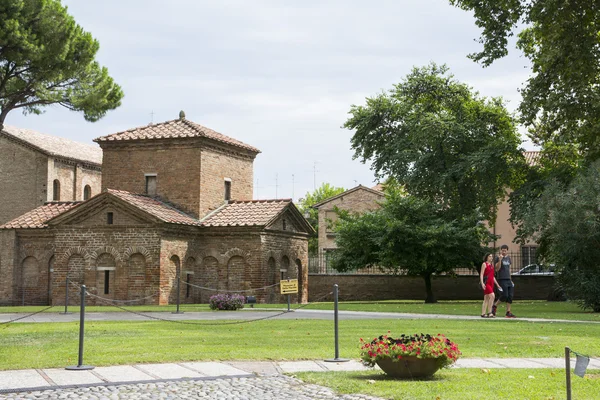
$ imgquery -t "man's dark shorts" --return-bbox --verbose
[497,279,514,303]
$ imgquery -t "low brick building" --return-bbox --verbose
[0,116,312,306]
[313,184,385,255]
[0,126,102,225]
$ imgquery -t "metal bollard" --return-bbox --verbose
[65,285,94,370]
[324,284,349,362]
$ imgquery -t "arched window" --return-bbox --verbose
[52,180,60,201]
[83,185,91,200]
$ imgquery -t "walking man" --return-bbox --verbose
[493,244,516,318]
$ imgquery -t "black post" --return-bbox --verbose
[60,276,71,315]
[324,284,349,362]
[287,294,291,312]
[566,347,572,400]
[66,285,94,370]
[172,271,183,314]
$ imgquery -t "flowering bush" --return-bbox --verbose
[209,293,245,310]
[359,333,461,369]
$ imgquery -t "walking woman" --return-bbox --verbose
[481,253,500,318]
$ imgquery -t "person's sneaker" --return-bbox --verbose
[492,305,497,316]
[506,312,516,318]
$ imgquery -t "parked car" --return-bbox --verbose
[512,263,555,276]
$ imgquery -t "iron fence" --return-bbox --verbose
[309,251,538,276]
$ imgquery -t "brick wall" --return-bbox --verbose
[0,230,17,305]
[260,232,309,303]
[51,226,162,306]
[100,140,256,219]
[0,138,49,224]
[199,147,254,217]
[100,141,203,217]
[308,274,559,302]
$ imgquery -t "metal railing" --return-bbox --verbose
[309,251,539,276]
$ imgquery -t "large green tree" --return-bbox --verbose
[450,0,600,158]
[345,63,524,222]
[297,183,346,254]
[519,160,600,311]
[331,189,493,303]
[0,0,123,130]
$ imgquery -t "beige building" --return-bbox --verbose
[489,151,540,268]
[0,116,313,306]
[313,184,385,255]
[0,126,102,225]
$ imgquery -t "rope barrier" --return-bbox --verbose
[84,291,160,304]
[86,290,334,326]
[0,305,56,326]
[179,280,280,293]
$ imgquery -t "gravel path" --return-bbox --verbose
[0,376,383,400]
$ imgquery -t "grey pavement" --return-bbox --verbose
[1,358,599,397]
[2,308,599,324]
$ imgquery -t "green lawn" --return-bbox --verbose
[1,318,599,371]
[295,369,600,400]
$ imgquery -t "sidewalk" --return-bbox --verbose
[2,309,599,323]
[1,358,599,394]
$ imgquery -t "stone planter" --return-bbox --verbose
[376,356,442,379]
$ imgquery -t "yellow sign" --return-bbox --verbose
[280,279,298,294]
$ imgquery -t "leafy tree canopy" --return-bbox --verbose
[331,188,493,303]
[519,160,600,311]
[0,0,123,129]
[450,0,600,158]
[297,182,346,254]
[345,63,524,222]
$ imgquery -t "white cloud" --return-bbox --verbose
[6,0,537,201]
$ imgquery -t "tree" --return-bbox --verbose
[345,63,524,223]
[518,160,600,311]
[331,189,493,303]
[449,0,600,159]
[0,0,123,130]
[297,183,346,254]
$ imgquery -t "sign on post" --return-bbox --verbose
[280,279,298,294]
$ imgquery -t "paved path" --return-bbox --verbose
[1,358,599,397]
[1,309,597,324]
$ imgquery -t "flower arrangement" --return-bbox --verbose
[359,333,461,369]
[209,293,245,310]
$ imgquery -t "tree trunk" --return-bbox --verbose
[422,273,437,303]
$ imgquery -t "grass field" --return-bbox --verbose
[296,368,600,400]
[1,317,599,371]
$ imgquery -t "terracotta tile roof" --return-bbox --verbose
[94,118,260,153]
[0,202,81,229]
[523,150,540,166]
[2,126,102,165]
[201,199,291,227]
[371,183,385,191]
[107,189,202,226]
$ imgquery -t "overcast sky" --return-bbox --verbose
[7,0,534,202]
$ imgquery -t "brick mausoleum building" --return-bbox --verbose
[0,115,313,306]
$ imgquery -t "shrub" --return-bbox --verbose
[209,293,245,310]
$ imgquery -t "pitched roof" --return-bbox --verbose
[0,202,81,229]
[312,184,385,209]
[94,118,260,153]
[201,199,292,227]
[1,125,102,165]
[106,189,203,226]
